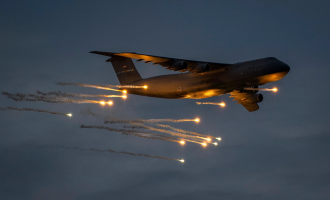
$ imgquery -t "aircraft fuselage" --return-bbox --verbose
[124,57,290,99]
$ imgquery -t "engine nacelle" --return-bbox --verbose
[245,94,263,103]
[193,63,211,73]
[168,61,188,71]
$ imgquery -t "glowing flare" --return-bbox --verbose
[273,87,278,92]
[202,143,207,147]
[107,101,113,105]
[122,90,127,93]
[196,102,226,107]
[143,85,148,89]
[179,159,185,163]
[216,137,222,141]
[67,113,72,117]
[206,138,211,142]
[99,101,106,105]
[122,95,127,99]
[213,142,218,146]
[180,141,185,145]
[194,118,200,123]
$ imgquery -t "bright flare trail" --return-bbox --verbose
[196,102,226,107]
[104,118,200,124]
[81,110,221,147]
[0,106,70,116]
[128,122,207,145]
[105,120,212,145]
[37,91,125,98]
[155,123,213,141]
[56,82,147,91]
[244,87,278,92]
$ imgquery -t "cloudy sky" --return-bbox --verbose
[1,1,330,199]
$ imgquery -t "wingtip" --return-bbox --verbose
[89,51,116,57]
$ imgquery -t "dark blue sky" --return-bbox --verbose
[1,1,330,199]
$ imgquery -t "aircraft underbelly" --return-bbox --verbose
[183,89,224,99]
[126,69,288,99]
[247,71,289,85]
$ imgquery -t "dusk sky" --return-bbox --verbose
[1,1,330,199]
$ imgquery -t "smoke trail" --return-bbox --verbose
[80,108,101,119]
[80,125,181,143]
[121,124,180,141]
[123,125,148,129]
[36,90,124,98]
[31,145,181,161]
[196,102,226,106]
[80,111,182,141]
[56,82,146,90]
[0,106,70,116]
[2,91,111,105]
[3,91,67,103]
[2,91,42,102]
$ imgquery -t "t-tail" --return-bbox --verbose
[90,51,142,85]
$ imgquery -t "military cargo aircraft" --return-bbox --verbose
[91,51,290,112]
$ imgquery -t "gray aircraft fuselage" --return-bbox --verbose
[124,57,290,99]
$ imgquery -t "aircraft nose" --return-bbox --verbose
[279,61,290,74]
[276,62,290,79]
[283,63,290,73]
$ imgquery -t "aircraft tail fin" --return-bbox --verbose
[90,51,142,85]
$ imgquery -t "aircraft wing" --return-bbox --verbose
[229,90,260,112]
[90,51,231,73]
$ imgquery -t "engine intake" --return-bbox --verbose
[193,63,211,73]
[168,61,188,71]
[245,94,263,103]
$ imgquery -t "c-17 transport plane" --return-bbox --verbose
[91,51,290,112]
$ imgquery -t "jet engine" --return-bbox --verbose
[167,61,188,71]
[193,63,211,73]
[245,94,263,103]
